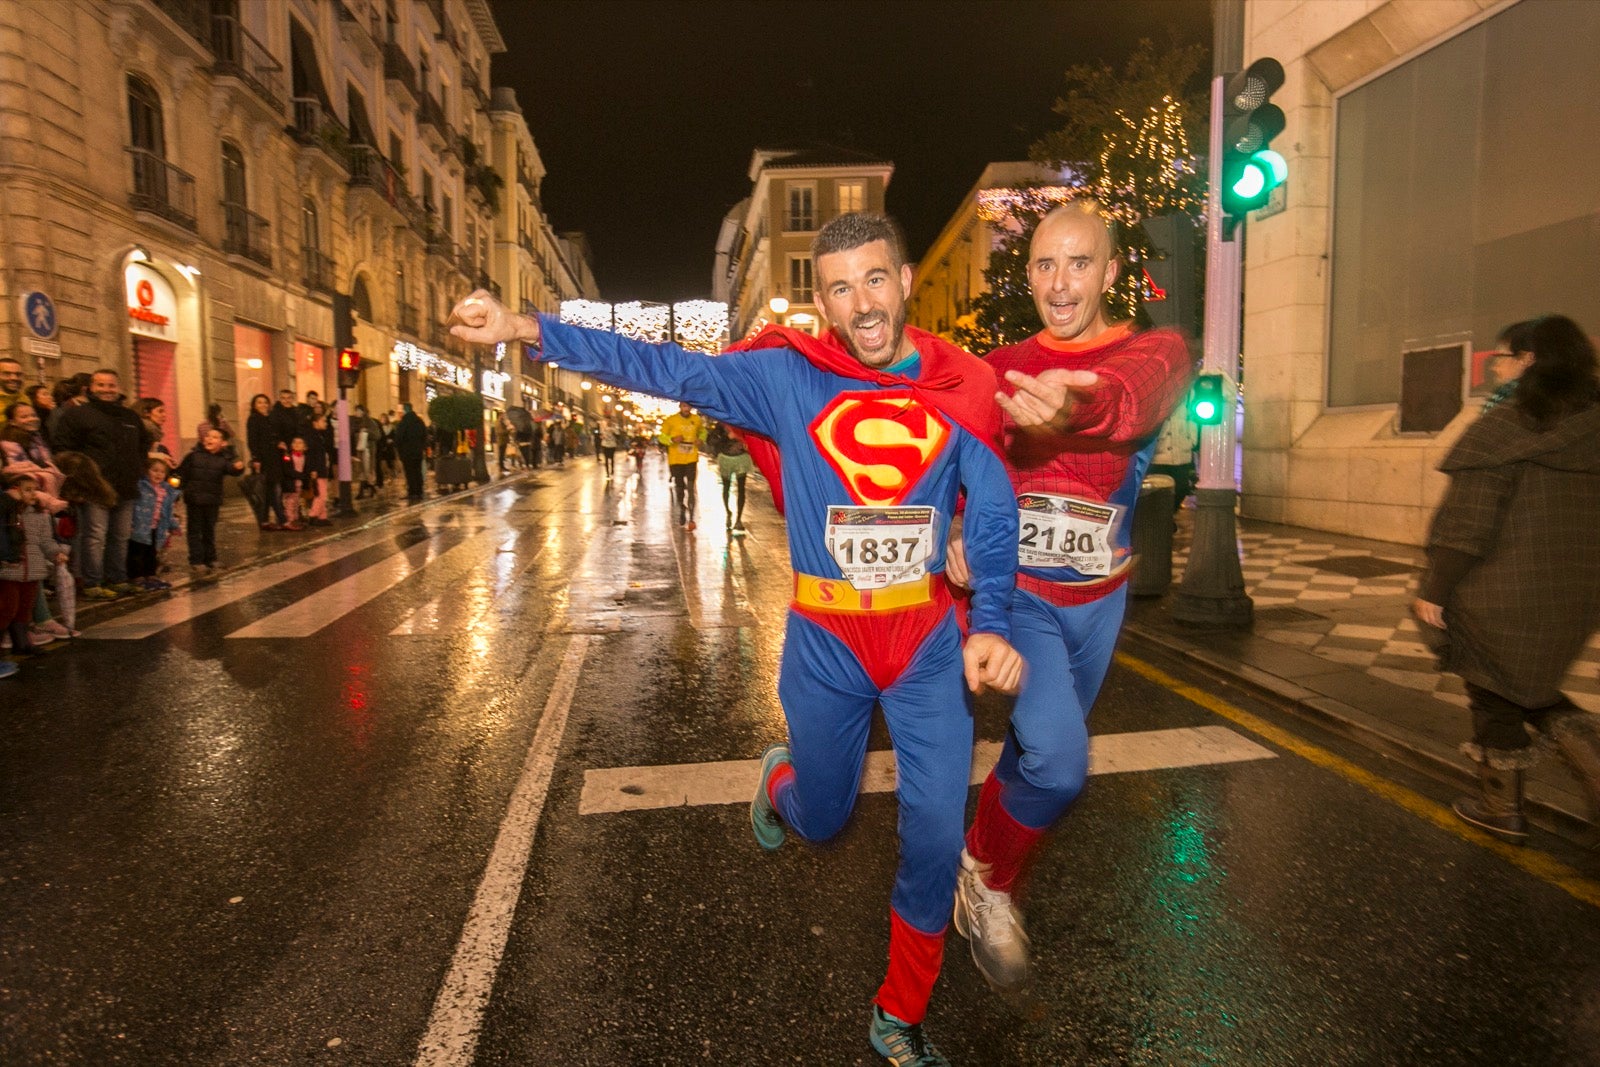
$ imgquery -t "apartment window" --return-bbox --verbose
[786,183,815,231]
[422,171,435,216]
[837,181,865,214]
[301,197,320,252]
[788,257,814,303]
[442,193,453,236]
[389,131,404,169]
[127,75,164,156]
[465,215,476,258]
[220,141,247,209]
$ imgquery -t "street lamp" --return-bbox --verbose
[768,296,789,316]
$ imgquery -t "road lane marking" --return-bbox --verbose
[415,633,592,1067]
[82,524,420,640]
[228,528,499,639]
[577,725,1275,815]
[1115,651,1600,911]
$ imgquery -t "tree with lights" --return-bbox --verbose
[956,38,1210,351]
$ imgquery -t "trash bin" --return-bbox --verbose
[1131,474,1175,596]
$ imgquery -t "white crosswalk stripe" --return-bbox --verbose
[577,725,1276,815]
[229,527,503,639]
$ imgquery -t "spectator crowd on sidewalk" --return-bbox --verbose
[0,355,465,681]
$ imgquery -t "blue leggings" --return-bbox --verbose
[994,586,1128,830]
[774,609,974,933]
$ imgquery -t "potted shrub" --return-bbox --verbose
[428,392,483,491]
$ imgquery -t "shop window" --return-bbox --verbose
[1327,0,1600,407]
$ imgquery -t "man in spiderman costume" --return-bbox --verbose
[450,212,1023,1067]
[948,199,1193,996]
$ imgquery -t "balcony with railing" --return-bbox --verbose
[336,0,381,61]
[424,223,455,262]
[417,91,450,148]
[475,276,502,301]
[126,147,197,231]
[210,13,285,112]
[302,247,335,294]
[221,201,272,268]
[290,98,352,171]
[456,248,477,281]
[347,145,418,224]
[383,41,418,100]
[151,0,210,45]
[461,65,488,110]
[397,301,420,337]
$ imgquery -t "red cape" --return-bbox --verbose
[722,324,1002,515]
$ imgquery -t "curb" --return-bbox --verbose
[1121,618,1598,847]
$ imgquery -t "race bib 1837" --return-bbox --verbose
[824,505,937,590]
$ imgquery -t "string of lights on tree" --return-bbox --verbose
[955,92,1204,351]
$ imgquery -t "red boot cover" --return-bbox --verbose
[874,908,945,1025]
[965,771,1045,894]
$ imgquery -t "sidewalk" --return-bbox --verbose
[1124,509,1599,843]
[63,461,533,621]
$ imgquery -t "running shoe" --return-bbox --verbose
[109,582,141,596]
[750,743,790,851]
[953,848,1030,993]
[869,1005,950,1066]
[81,586,119,601]
[0,660,17,680]
[24,627,56,646]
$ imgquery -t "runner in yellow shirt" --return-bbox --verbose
[660,401,705,529]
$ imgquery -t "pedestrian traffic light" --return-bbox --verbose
[1220,57,1286,235]
[333,291,356,350]
[1190,373,1225,425]
[337,347,362,390]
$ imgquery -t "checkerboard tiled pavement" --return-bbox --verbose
[1169,523,1600,714]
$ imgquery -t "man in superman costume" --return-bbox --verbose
[450,213,1023,1067]
[947,200,1193,996]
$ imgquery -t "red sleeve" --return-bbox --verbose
[1059,330,1193,442]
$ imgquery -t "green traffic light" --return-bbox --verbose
[1230,163,1266,200]
[1254,149,1288,186]
[1194,399,1217,421]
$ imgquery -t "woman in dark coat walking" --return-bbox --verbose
[1415,314,1600,842]
[245,393,287,530]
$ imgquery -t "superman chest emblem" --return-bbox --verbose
[809,392,951,506]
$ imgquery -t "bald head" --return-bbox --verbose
[1028,199,1120,343]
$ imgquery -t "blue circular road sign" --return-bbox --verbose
[22,291,58,340]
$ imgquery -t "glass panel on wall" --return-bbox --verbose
[1327,0,1600,407]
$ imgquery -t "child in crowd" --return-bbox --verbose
[127,453,181,590]
[0,471,68,677]
[174,429,243,576]
[305,416,333,526]
[281,435,319,531]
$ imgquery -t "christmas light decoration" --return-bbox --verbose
[613,301,672,344]
[559,299,613,331]
[672,300,729,354]
[392,340,474,390]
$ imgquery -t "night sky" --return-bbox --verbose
[488,0,1211,302]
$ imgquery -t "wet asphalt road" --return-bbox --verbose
[3,453,1599,1067]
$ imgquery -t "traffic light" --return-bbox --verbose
[1190,373,1225,425]
[337,348,362,390]
[333,291,356,350]
[1220,57,1286,235]
[1136,213,1196,336]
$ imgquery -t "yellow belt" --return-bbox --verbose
[792,572,935,613]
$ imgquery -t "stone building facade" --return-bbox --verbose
[0,0,594,453]
[1239,0,1596,543]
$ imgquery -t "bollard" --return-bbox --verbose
[1131,474,1176,596]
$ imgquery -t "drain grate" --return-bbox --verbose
[1254,606,1328,625]
[1304,555,1420,579]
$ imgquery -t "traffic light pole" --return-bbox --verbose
[334,389,356,518]
[1172,71,1254,628]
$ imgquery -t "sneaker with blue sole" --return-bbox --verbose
[751,743,791,851]
[870,1005,950,1066]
